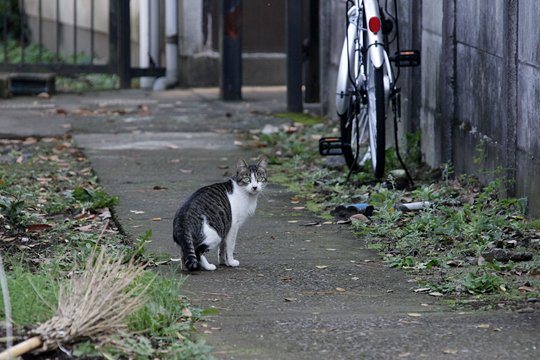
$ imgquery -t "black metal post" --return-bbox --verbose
[221,0,242,101]
[116,0,131,88]
[304,0,320,103]
[286,0,303,112]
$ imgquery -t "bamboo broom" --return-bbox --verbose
[0,249,150,360]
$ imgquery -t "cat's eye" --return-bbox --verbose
[242,177,251,183]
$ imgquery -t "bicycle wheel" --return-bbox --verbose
[339,97,369,172]
[366,66,386,178]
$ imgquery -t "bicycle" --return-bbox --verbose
[320,0,420,179]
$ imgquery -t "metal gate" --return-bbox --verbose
[0,0,164,89]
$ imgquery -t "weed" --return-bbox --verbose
[0,264,58,325]
[461,270,503,295]
[72,186,119,210]
[0,193,29,231]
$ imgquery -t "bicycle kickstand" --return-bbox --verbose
[391,88,415,188]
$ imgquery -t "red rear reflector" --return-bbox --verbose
[368,17,381,34]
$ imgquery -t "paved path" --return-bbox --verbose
[2,88,539,359]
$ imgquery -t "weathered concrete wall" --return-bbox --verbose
[420,0,443,167]
[421,0,540,216]
[515,0,540,216]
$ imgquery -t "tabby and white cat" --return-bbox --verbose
[173,156,268,271]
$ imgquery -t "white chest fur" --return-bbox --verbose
[228,181,259,227]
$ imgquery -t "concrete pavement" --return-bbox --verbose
[1,87,538,359]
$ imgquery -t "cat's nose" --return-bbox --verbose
[252,186,258,191]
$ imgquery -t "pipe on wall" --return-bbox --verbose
[154,0,178,90]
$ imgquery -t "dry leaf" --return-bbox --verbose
[315,265,328,269]
[414,288,431,293]
[335,287,346,292]
[181,307,192,318]
[442,349,458,355]
[407,313,422,317]
[130,210,145,214]
[26,223,53,232]
[284,297,297,302]
[350,213,370,223]
[518,286,535,293]
[477,255,486,266]
[428,292,444,297]
[180,169,193,174]
[151,217,162,222]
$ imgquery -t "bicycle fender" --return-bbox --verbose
[335,21,357,116]
[363,0,385,69]
[335,7,359,116]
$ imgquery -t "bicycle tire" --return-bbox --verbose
[369,66,386,178]
[339,99,361,171]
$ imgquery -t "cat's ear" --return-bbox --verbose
[236,159,249,171]
[257,155,268,170]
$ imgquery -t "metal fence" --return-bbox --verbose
[0,0,164,88]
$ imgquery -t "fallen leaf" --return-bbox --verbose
[316,265,328,269]
[151,217,162,221]
[428,292,444,297]
[180,169,193,174]
[77,225,93,232]
[293,206,305,210]
[288,220,299,223]
[326,248,337,251]
[446,260,463,267]
[181,307,192,318]
[351,277,359,281]
[442,349,458,355]
[26,223,53,232]
[300,221,320,226]
[130,210,145,214]
[518,286,535,293]
[414,288,431,293]
[476,324,490,329]
[153,185,168,191]
[350,213,370,222]
[407,313,422,317]
[477,255,486,266]
[99,209,112,220]
[284,297,297,302]
[335,287,346,292]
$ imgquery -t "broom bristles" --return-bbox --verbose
[34,249,151,349]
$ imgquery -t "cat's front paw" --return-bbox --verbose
[202,263,217,271]
[227,259,240,267]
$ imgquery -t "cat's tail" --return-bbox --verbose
[173,231,199,271]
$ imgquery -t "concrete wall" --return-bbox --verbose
[433,0,540,216]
